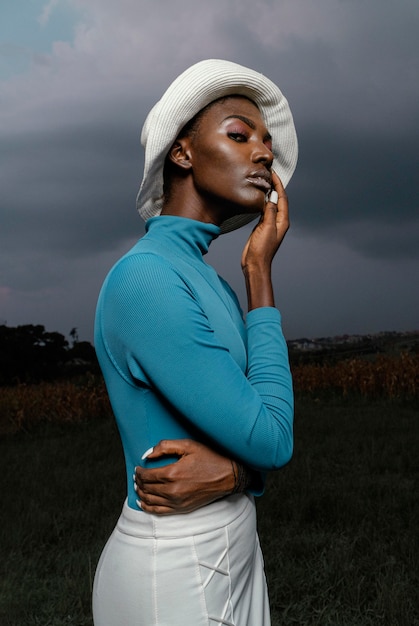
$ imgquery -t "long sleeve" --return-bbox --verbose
[97,250,293,472]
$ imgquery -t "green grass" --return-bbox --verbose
[258,397,419,625]
[1,396,418,625]
[0,418,124,626]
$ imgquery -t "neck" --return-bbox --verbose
[161,179,224,226]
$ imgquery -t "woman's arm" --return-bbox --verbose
[241,171,289,311]
[134,439,256,515]
[132,173,290,515]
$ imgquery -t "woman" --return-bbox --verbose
[93,59,298,626]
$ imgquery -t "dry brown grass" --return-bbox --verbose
[292,352,419,399]
[1,353,418,435]
[0,375,112,435]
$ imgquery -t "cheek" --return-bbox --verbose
[194,146,236,185]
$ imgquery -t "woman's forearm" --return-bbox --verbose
[243,264,275,311]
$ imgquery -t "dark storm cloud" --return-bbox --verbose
[291,125,419,248]
[1,0,418,340]
[207,0,419,260]
[1,122,143,257]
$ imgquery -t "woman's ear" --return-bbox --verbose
[167,138,193,171]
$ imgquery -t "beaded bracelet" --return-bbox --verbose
[231,460,251,494]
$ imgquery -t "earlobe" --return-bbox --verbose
[168,139,193,171]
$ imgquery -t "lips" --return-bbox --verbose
[246,170,272,192]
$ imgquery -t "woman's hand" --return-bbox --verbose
[241,170,289,271]
[134,439,237,515]
[241,171,289,311]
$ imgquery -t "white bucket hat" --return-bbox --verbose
[136,59,298,234]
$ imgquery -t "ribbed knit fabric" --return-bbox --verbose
[94,215,293,509]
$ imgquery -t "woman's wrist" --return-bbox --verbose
[243,266,275,311]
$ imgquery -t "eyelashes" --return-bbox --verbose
[228,131,248,142]
[227,129,273,152]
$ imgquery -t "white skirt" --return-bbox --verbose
[92,494,271,626]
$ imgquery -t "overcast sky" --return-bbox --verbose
[1,0,418,343]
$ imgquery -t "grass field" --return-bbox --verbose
[1,395,418,625]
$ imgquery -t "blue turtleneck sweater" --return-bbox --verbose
[95,215,293,509]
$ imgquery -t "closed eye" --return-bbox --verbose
[228,132,247,142]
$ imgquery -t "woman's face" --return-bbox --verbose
[185,96,274,221]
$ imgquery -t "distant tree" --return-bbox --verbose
[0,324,69,384]
[69,327,79,346]
[65,340,99,375]
[0,324,98,385]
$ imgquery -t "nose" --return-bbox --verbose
[252,141,274,168]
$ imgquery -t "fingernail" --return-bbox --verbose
[141,446,154,460]
[269,190,278,204]
[132,473,136,482]
[136,499,142,509]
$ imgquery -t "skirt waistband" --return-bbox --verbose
[117,493,254,539]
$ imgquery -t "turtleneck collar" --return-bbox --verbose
[145,215,221,258]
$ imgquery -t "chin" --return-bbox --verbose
[241,197,265,214]
[216,190,265,220]
[238,189,266,211]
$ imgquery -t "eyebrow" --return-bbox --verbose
[223,114,272,142]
